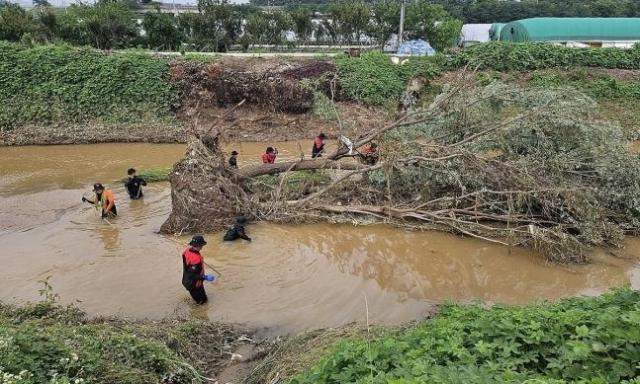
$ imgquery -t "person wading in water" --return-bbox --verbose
[124,168,147,199]
[311,133,327,158]
[261,147,278,164]
[223,216,252,242]
[228,150,239,169]
[82,183,117,218]
[181,235,211,304]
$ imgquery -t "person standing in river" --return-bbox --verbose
[311,133,327,158]
[228,150,239,169]
[82,183,117,218]
[181,235,209,305]
[262,147,277,164]
[124,168,147,199]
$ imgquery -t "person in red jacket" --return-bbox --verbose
[261,147,278,164]
[181,235,209,304]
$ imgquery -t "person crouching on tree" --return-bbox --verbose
[181,235,209,305]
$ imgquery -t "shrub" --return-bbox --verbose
[455,42,640,71]
[290,288,640,384]
[0,43,178,130]
[336,52,441,105]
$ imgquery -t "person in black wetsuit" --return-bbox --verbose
[223,216,251,242]
[124,168,147,199]
[228,150,239,169]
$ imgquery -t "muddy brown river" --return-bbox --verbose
[1,143,639,334]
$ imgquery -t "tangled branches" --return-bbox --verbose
[265,76,640,263]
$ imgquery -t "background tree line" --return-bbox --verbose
[251,0,640,22]
[0,0,462,52]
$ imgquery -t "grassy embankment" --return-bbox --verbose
[2,42,640,143]
[2,288,639,383]
[0,285,243,384]
[267,288,640,384]
[0,43,180,145]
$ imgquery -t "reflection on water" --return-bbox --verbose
[0,143,638,334]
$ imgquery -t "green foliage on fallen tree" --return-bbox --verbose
[0,43,179,130]
[291,288,640,384]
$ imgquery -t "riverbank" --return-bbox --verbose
[3,287,639,383]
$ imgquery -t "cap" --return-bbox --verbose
[93,183,104,191]
[189,235,207,246]
[231,150,238,155]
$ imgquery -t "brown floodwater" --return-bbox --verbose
[1,143,639,334]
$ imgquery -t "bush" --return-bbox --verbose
[455,42,640,71]
[0,43,178,130]
[290,288,640,384]
[336,52,441,105]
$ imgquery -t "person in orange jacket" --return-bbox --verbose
[82,183,117,218]
[181,235,210,304]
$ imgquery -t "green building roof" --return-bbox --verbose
[500,18,640,42]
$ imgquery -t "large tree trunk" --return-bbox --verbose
[237,158,366,178]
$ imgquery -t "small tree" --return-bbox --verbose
[0,3,39,42]
[290,6,312,45]
[329,0,371,45]
[143,8,182,50]
[406,0,462,52]
[58,2,138,49]
[371,0,400,47]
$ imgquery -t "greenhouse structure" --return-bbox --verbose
[489,23,505,41]
[499,18,640,48]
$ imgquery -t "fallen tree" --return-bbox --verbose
[162,73,640,263]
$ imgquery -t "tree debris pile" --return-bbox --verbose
[257,80,640,262]
[171,60,336,114]
[160,138,249,234]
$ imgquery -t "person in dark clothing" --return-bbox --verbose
[223,216,251,242]
[228,150,239,169]
[124,168,147,199]
[182,235,209,304]
[311,133,327,158]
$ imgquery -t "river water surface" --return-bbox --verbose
[1,143,639,334]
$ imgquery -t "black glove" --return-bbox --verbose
[82,197,87,202]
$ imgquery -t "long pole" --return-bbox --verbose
[397,0,405,50]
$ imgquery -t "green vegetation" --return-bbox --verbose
[121,167,171,183]
[456,42,640,71]
[0,43,178,130]
[0,0,462,52]
[336,52,440,105]
[0,283,240,384]
[250,0,640,22]
[290,288,640,384]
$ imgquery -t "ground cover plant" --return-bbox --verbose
[290,288,640,384]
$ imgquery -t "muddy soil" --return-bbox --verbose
[0,122,186,146]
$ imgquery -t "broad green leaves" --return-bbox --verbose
[291,289,640,384]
